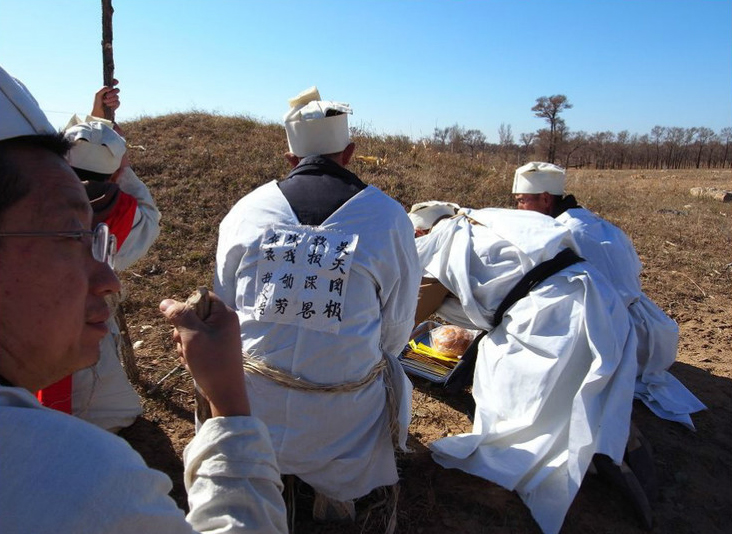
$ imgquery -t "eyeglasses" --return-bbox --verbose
[0,222,117,268]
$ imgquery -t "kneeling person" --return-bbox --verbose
[512,161,705,428]
[413,205,638,534]
[36,85,161,432]
[215,87,421,520]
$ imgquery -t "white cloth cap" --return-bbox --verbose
[63,115,127,175]
[408,201,460,230]
[512,161,566,195]
[284,86,352,157]
[0,65,56,141]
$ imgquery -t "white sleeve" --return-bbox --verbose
[378,217,421,357]
[214,212,245,310]
[114,166,162,271]
[1,390,286,534]
[184,417,288,534]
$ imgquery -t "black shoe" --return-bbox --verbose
[625,422,659,502]
[592,453,654,531]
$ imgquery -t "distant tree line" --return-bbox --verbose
[425,95,732,169]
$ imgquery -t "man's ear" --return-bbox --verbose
[284,152,300,168]
[541,192,554,211]
[340,142,356,166]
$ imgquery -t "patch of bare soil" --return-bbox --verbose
[115,117,731,533]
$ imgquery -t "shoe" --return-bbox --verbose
[312,492,356,522]
[625,422,659,502]
[593,453,654,531]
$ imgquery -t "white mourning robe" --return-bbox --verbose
[557,207,705,429]
[416,208,638,534]
[215,181,420,501]
[0,385,287,534]
[72,167,162,432]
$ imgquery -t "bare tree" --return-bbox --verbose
[519,132,535,148]
[634,134,651,169]
[532,95,572,163]
[533,129,552,163]
[694,127,715,168]
[589,131,614,169]
[464,129,486,158]
[519,132,535,163]
[650,126,665,168]
[720,127,732,168]
[614,130,630,169]
[432,127,449,147]
[664,127,687,169]
[498,123,514,147]
[563,131,587,169]
[447,124,465,153]
[437,122,730,169]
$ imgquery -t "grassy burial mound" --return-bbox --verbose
[117,113,731,534]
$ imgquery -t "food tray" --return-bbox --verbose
[398,321,481,386]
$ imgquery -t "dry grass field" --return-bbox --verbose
[115,113,731,534]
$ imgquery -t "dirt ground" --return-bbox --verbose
[115,148,731,534]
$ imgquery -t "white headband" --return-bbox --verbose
[408,201,460,230]
[64,115,127,175]
[284,86,352,158]
[512,161,566,195]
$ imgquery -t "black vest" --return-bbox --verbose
[277,156,366,226]
[552,194,581,218]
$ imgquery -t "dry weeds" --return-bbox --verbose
[116,114,731,534]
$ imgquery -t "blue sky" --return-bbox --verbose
[1,0,730,142]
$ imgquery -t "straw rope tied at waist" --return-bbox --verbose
[243,353,401,446]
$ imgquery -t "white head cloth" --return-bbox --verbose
[512,161,566,195]
[0,65,56,141]
[408,201,460,230]
[63,115,127,174]
[284,86,352,157]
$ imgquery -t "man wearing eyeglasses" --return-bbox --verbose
[0,65,287,533]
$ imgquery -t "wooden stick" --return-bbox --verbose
[104,291,139,384]
[186,287,212,319]
[116,302,139,383]
[101,0,115,120]
[147,364,185,395]
[185,288,213,424]
[146,289,214,412]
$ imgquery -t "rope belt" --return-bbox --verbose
[243,354,401,446]
[242,355,386,392]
